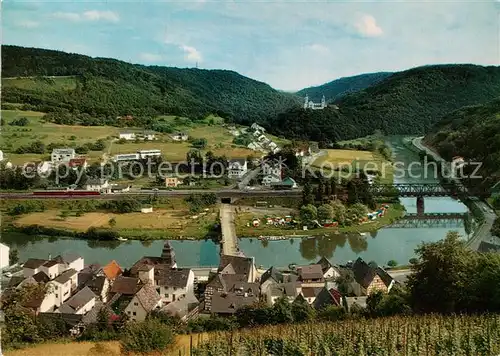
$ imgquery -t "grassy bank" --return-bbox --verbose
[235,203,405,237]
[2,198,219,240]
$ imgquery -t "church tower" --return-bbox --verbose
[321,95,326,108]
[161,241,177,268]
[304,95,309,109]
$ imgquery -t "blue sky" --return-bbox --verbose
[3,0,500,91]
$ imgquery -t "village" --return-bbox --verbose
[0,239,400,336]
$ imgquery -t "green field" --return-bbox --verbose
[0,109,276,165]
[3,76,78,92]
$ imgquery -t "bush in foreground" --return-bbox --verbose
[120,319,174,354]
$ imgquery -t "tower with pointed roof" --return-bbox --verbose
[161,241,177,268]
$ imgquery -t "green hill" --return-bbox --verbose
[1,45,301,124]
[297,72,392,102]
[425,97,500,190]
[271,65,500,142]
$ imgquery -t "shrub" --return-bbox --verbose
[120,319,174,354]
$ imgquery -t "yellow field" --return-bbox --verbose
[5,333,210,356]
[311,149,375,169]
[13,208,218,238]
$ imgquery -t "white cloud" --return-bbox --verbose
[307,44,329,54]
[180,45,202,63]
[83,10,120,23]
[139,53,164,62]
[53,12,81,22]
[17,20,39,29]
[354,14,383,37]
[52,10,119,23]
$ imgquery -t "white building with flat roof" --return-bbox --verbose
[51,148,76,163]
[0,243,9,269]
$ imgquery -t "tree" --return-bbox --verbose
[191,137,207,149]
[492,217,500,237]
[317,204,334,222]
[407,231,472,313]
[108,217,116,227]
[330,200,347,224]
[348,203,369,219]
[302,180,314,206]
[9,248,19,265]
[120,319,174,354]
[387,260,398,268]
[9,116,29,126]
[300,204,317,225]
[291,297,315,322]
[271,297,293,324]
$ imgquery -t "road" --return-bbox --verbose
[0,188,303,200]
[412,137,496,250]
[219,204,239,256]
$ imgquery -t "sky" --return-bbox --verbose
[3,0,500,91]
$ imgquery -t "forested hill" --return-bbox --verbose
[1,45,301,123]
[297,72,393,102]
[270,64,500,141]
[425,97,500,190]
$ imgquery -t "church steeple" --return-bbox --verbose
[161,241,177,268]
[321,95,326,108]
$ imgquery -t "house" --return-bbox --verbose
[61,253,84,272]
[51,148,76,163]
[345,296,368,311]
[251,123,266,134]
[262,162,282,177]
[316,257,341,279]
[111,184,131,193]
[49,268,79,307]
[157,268,195,305]
[23,288,56,314]
[262,174,282,186]
[300,286,324,304]
[110,276,141,296]
[119,132,136,141]
[210,283,260,316]
[138,149,161,159]
[113,153,140,162]
[0,242,9,269]
[270,177,298,190]
[161,292,200,321]
[297,264,325,286]
[247,142,261,151]
[57,286,96,315]
[352,258,395,295]
[264,281,301,306]
[165,177,183,188]
[228,159,248,179]
[68,158,88,170]
[218,255,257,283]
[124,283,161,322]
[23,258,49,278]
[85,178,110,193]
[260,266,284,293]
[40,257,65,280]
[312,287,342,310]
[85,276,111,303]
[171,132,189,141]
[101,260,123,281]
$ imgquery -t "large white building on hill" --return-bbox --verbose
[303,95,327,110]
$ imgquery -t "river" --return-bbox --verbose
[1,136,468,269]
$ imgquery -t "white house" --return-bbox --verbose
[228,159,248,179]
[138,149,162,159]
[85,178,110,193]
[49,269,79,307]
[119,132,136,141]
[262,163,282,177]
[0,150,3,162]
[171,132,188,141]
[51,148,76,163]
[40,259,64,280]
[57,286,96,315]
[157,269,195,305]
[0,243,9,269]
[124,283,161,322]
[24,258,49,278]
[251,123,266,134]
[303,95,327,110]
[113,153,140,162]
[262,174,281,186]
[62,254,84,272]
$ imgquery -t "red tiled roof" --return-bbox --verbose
[103,260,123,280]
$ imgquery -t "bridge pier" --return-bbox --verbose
[417,196,425,216]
